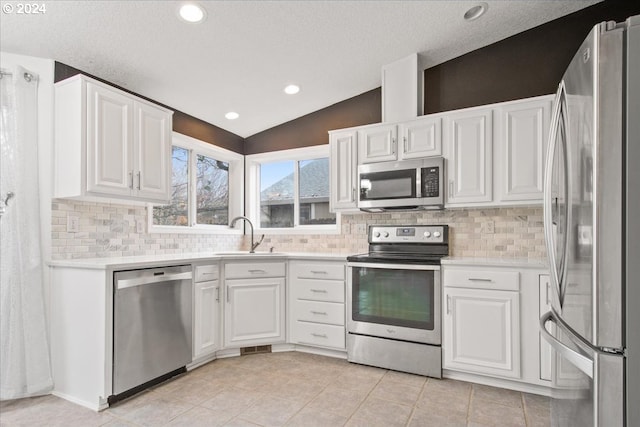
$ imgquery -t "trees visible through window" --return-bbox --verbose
[153,146,189,226]
[153,146,230,228]
[196,155,229,225]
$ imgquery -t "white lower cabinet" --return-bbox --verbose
[443,267,522,380]
[289,260,346,351]
[444,286,521,379]
[223,261,286,348]
[193,264,220,360]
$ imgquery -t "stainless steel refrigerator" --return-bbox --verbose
[540,15,639,426]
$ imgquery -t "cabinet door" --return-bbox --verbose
[496,99,550,203]
[134,101,171,202]
[194,280,220,359]
[539,275,553,381]
[357,124,398,164]
[398,116,442,159]
[86,82,134,197]
[444,287,521,379]
[224,277,285,348]
[329,130,358,211]
[444,110,493,205]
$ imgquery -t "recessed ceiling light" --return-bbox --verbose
[284,84,300,95]
[464,2,488,21]
[225,112,239,120]
[179,3,206,23]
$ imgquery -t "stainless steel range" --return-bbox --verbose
[346,225,448,378]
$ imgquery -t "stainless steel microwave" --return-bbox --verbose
[358,157,444,212]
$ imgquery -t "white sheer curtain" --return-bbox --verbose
[0,66,53,400]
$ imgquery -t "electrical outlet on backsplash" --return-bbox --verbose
[50,199,546,260]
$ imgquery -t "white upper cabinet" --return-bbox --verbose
[86,82,134,197]
[357,123,398,164]
[398,116,442,159]
[329,128,358,211]
[357,116,442,165]
[495,97,551,204]
[55,74,172,204]
[135,101,172,200]
[444,109,493,205]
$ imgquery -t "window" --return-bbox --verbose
[150,132,243,233]
[153,146,189,226]
[246,146,338,233]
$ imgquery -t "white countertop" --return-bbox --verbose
[49,251,547,271]
[48,251,350,270]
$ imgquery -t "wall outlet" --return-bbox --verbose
[482,221,495,234]
[67,215,79,233]
[356,223,367,235]
[136,219,145,234]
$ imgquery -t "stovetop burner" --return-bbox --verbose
[347,225,449,265]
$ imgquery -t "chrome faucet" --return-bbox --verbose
[230,216,265,253]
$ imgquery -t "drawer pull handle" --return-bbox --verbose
[311,333,328,338]
[311,311,327,315]
[248,269,267,274]
[311,270,328,274]
[468,278,493,282]
[201,272,216,275]
[310,289,328,293]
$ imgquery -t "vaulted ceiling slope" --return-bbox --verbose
[1,1,600,138]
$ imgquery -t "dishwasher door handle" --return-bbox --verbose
[116,272,193,290]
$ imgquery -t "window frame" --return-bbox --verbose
[245,145,340,235]
[148,132,244,234]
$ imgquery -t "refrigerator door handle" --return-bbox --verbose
[543,81,571,307]
[540,311,593,378]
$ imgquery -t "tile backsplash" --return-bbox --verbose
[51,199,545,260]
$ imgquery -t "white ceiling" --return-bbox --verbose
[1,0,600,139]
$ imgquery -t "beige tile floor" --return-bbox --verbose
[0,351,550,427]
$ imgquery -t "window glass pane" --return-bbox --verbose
[153,146,189,226]
[260,161,294,228]
[196,155,229,225]
[299,158,336,225]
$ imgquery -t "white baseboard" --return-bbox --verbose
[51,390,108,412]
[443,369,552,397]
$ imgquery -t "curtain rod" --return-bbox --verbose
[0,69,35,82]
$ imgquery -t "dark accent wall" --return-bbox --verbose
[244,88,381,155]
[243,1,639,155]
[424,0,640,113]
[54,62,245,154]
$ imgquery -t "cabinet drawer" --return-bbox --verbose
[290,261,345,280]
[293,321,345,350]
[294,279,345,303]
[444,268,519,291]
[224,262,286,279]
[294,300,344,326]
[195,264,219,282]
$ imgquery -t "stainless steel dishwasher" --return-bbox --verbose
[112,265,192,399]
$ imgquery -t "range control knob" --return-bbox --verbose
[433,231,442,238]
[374,232,381,238]
[382,232,389,238]
[423,231,431,238]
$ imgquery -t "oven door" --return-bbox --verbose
[347,262,441,345]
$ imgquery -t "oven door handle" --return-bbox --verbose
[347,262,440,271]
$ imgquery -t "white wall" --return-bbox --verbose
[0,51,55,325]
